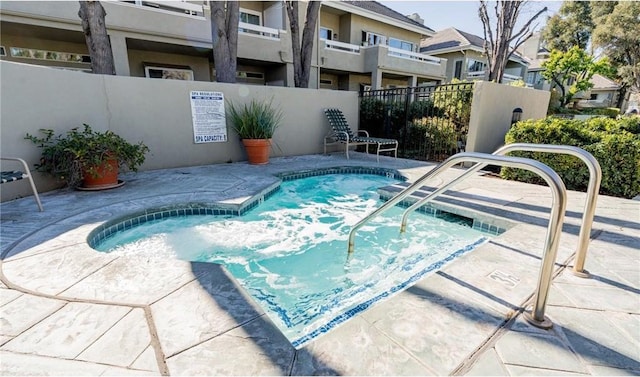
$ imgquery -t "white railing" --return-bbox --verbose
[324,40,360,54]
[387,46,441,64]
[238,22,280,40]
[503,73,523,82]
[121,0,204,16]
[467,70,485,79]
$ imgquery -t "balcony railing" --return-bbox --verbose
[238,22,280,40]
[467,70,486,79]
[387,46,441,65]
[324,40,360,54]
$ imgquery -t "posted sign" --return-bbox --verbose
[190,91,227,143]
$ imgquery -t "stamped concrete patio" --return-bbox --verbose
[1,153,638,376]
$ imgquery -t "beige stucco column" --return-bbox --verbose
[109,33,130,76]
[371,69,383,90]
[408,75,418,87]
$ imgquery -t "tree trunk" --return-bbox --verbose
[210,1,239,83]
[480,1,547,83]
[78,1,115,75]
[286,1,320,88]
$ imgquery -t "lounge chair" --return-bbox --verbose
[1,157,44,211]
[323,108,398,162]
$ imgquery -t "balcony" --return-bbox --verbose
[367,45,446,79]
[324,40,360,54]
[238,22,280,40]
[237,23,287,64]
[467,71,530,86]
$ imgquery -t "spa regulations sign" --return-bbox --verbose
[190,91,227,143]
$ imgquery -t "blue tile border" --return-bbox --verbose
[89,165,502,251]
[290,236,490,348]
[89,166,406,249]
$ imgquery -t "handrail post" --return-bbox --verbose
[493,144,601,278]
[349,152,568,328]
[400,144,601,278]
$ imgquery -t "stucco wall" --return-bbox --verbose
[466,81,550,154]
[0,61,358,202]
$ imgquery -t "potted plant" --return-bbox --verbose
[25,124,149,189]
[227,98,283,165]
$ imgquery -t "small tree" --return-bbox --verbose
[285,1,321,88]
[542,46,614,107]
[210,1,239,83]
[479,0,547,83]
[78,0,115,75]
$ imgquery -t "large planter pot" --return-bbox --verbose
[242,139,272,165]
[81,158,120,189]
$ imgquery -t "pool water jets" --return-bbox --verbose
[95,173,490,348]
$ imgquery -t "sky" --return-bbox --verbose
[379,1,563,38]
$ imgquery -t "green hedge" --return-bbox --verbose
[501,116,640,198]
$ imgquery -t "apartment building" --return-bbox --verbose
[0,1,447,91]
[419,27,528,84]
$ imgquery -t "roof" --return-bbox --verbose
[420,27,486,53]
[591,74,621,91]
[420,27,527,63]
[342,1,434,33]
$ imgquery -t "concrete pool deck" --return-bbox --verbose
[0,153,638,376]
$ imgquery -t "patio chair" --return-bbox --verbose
[1,157,43,211]
[323,108,398,162]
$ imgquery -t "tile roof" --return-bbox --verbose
[342,1,435,33]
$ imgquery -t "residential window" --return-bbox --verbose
[240,9,261,25]
[466,58,485,73]
[319,27,333,40]
[0,46,5,56]
[454,60,463,79]
[389,38,413,52]
[362,31,386,46]
[145,65,194,80]
[9,47,91,64]
[590,93,598,100]
[237,71,264,79]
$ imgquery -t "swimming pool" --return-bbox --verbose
[94,172,491,348]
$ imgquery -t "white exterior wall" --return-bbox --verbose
[0,61,358,201]
[466,81,550,154]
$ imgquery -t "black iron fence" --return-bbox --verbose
[359,83,474,161]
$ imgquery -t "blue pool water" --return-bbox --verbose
[96,174,488,348]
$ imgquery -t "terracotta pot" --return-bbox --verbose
[82,158,119,188]
[242,139,272,165]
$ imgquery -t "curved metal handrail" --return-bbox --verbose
[400,143,601,278]
[347,151,567,328]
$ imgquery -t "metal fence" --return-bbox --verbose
[358,83,474,161]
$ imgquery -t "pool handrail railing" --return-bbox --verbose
[347,151,568,329]
[399,143,601,278]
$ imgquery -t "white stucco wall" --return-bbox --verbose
[466,81,550,154]
[0,61,358,201]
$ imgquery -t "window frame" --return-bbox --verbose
[319,27,333,41]
[389,37,413,52]
[239,8,262,26]
[144,65,194,80]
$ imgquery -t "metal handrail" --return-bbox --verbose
[400,143,601,278]
[347,151,567,328]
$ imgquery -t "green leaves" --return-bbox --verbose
[542,46,613,107]
[502,116,640,198]
[226,98,282,139]
[25,124,149,187]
